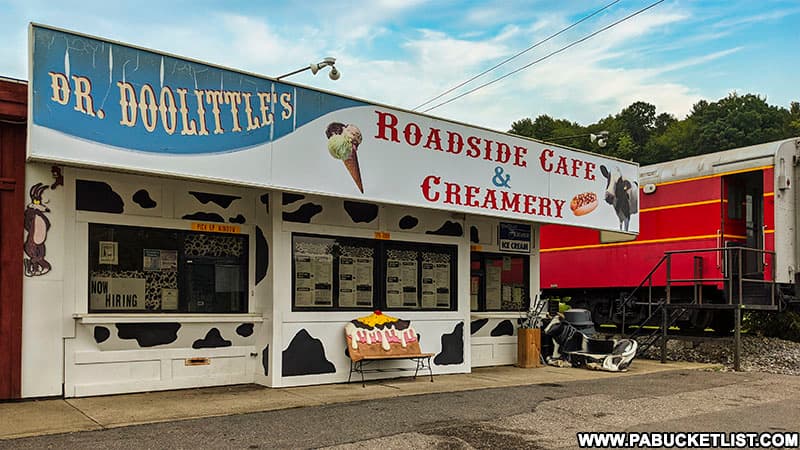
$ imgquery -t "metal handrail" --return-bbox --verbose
[621,245,778,334]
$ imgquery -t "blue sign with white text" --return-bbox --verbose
[30,25,365,154]
[499,222,532,253]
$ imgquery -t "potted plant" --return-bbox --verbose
[517,294,545,368]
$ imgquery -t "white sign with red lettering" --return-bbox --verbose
[271,107,639,233]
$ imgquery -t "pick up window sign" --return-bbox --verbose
[499,223,532,253]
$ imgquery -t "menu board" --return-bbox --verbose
[339,256,374,308]
[470,276,480,310]
[422,260,451,309]
[386,259,418,307]
[486,264,502,310]
[294,254,333,307]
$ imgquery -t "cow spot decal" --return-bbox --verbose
[76,180,124,213]
[236,323,254,337]
[229,214,246,224]
[399,215,419,230]
[470,318,489,335]
[255,226,269,285]
[282,329,335,376]
[132,189,157,209]
[343,201,379,223]
[116,323,180,347]
[282,193,305,205]
[94,326,110,343]
[192,328,232,349]
[434,322,464,365]
[182,212,225,222]
[283,203,323,223]
[426,221,463,237]
[490,320,515,336]
[189,191,241,209]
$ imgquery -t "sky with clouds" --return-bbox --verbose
[1,0,797,132]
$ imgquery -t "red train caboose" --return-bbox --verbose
[541,138,799,332]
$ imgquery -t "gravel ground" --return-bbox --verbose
[638,335,800,375]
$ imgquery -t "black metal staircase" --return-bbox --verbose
[615,246,780,370]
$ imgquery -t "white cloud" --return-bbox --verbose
[1,0,786,134]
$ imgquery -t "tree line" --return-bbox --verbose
[509,93,800,165]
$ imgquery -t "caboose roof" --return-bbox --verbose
[639,137,799,185]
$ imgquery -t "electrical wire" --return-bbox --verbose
[422,0,666,113]
[413,0,621,111]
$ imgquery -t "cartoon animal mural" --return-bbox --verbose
[23,183,52,276]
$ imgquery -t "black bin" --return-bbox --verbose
[563,308,596,336]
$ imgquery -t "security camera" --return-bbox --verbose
[329,67,340,80]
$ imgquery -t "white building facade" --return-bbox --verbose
[22,24,638,397]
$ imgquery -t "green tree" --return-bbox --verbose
[617,101,657,148]
[690,93,794,154]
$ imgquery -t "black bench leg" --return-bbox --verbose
[427,356,433,382]
[359,361,366,388]
[348,360,353,384]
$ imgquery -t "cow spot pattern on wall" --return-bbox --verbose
[76,180,124,213]
[255,226,269,285]
[343,201,379,223]
[470,226,479,244]
[283,203,322,223]
[182,212,225,222]
[434,322,464,365]
[426,221,463,237]
[236,323,254,337]
[399,215,419,230]
[260,193,270,212]
[282,329,336,376]
[282,193,305,205]
[229,214,246,224]
[116,323,181,347]
[262,345,269,376]
[132,189,157,209]
[192,328,232,349]
[490,320,515,337]
[189,191,241,208]
[470,318,489,335]
[94,326,110,343]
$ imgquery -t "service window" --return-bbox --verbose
[88,223,249,313]
[292,234,378,310]
[384,242,456,311]
[291,233,457,311]
[470,253,529,312]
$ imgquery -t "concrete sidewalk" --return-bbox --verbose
[0,360,715,440]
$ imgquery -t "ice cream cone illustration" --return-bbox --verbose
[326,122,364,193]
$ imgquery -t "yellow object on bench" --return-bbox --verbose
[345,311,434,386]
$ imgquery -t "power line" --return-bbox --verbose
[412,0,621,111]
[422,0,666,114]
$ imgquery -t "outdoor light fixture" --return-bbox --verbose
[276,57,340,81]
[589,131,609,148]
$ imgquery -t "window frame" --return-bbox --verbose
[87,222,250,314]
[291,232,458,312]
[470,252,530,313]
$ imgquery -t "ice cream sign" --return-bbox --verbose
[29,24,639,234]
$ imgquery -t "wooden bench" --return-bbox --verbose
[345,312,434,387]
